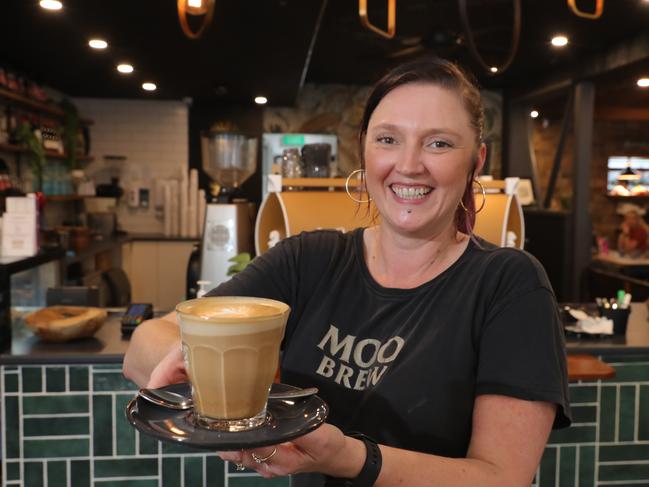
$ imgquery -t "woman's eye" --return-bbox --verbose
[376,136,397,145]
[427,140,453,150]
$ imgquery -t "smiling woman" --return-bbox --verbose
[123,56,571,487]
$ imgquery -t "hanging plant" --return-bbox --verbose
[60,98,80,170]
[15,121,46,190]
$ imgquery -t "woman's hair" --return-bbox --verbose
[357,56,485,235]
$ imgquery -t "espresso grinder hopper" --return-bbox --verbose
[199,132,257,288]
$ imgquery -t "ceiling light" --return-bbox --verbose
[638,77,649,88]
[117,64,134,74]
[489,66,498,73]
[39,0,62,10]
[254,96,268,105]
[551,35,569,47]
[530,110,539,118]
[142,82,157,92]
[88,39,108,49]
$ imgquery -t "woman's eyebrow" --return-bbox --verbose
[369,122,463,138]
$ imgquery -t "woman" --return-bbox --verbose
[124,57,570,486]
[617,203,649,257]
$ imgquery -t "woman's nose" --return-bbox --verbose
[395,144,425,176]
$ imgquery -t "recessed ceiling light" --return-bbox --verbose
[551,35,569,47]
[142,82,157,92]
[39,0,62,10]
[638,78,649,88]
[490,66,498,73]
[254,96,268,105]
[117,64,134,74]
[530,110,540,118]
[88,39,108,49]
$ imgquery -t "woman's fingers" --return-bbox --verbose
[146,347,187,388]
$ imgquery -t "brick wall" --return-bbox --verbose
[531,117,649,247]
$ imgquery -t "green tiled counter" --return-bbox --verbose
[1,363,289,487]
[3,305,649,486]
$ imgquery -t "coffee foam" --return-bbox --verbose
[180,317,284,336]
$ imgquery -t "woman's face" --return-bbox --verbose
[363,82,485,237]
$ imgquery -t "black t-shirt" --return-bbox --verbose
[208,228,571,458]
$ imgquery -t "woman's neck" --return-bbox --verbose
[364,225,469,289]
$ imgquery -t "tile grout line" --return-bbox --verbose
[1,367,5,487]
[615,383,620,442]
[182,455,185,487]
[555,446,560,487]
[19,366,24,487]
[66,458,71,487]
[575,444,580,487]
[89,365,95,485]
[635,384,640,443]
[596,379,602,487]
[44,459,48,487]
[65,365,69,393]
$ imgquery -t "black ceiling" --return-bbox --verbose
[1,0,648,106]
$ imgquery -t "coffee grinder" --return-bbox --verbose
[199,132,257,288]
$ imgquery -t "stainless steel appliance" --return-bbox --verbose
[199,132,257,289]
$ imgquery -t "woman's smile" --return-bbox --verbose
[390,183,433,201]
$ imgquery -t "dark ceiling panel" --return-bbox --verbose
[1,0,648,105]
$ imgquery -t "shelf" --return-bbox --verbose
[0,143,94,162]
[606,195,649,201]
[0,86,93,125]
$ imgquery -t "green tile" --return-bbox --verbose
[569,385,597,404]
[47,460,67,487]
[548,425,596,444]
[600,444,649,461]
[24,461,44,487]
[600,464,649,482]
[69,366,89,391]
[578,445,595,487]
[539,447,557,487]
[559,447,576,486]
[71,460,90,487]
[599,385,617,442]
[162,442,206,454]
[163,457,181,487]
[228,478,289,487]
[116,394,136,455]
[23,395,88,415]
[93,371,138,392]
[619,385,637,441]
[5,396,19,458]
[138,433,159,455]
[4,365,18,370]
[609,363,649,382]
[93,364,124,370]
[94,482,158,487]
[93,395,113,456]
[94,458,158,478]
[6,460,20,481]
[46,367,66,392]
[24,439,89,458]
[22,367,43,393]
[24,416,89,437]
[640,385,649,441]
[184,456,203,487]
[4,371,18,392]
[570,405,597,423]
[206,456,225,487]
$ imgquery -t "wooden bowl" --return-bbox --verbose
[24,306,108,342]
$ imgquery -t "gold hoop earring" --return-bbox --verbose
[345,169,372,204]
[459,178,487,214]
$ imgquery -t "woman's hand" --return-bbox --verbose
[217,423,365,479]
[146,346,188,388]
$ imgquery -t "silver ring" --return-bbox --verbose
[234,462,246,471]
[251,447,277,464]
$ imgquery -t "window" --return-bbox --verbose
[608,156,649,196]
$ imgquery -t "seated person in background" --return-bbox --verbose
[618,203,649,257]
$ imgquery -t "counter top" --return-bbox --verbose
[3,303,649,366]
[1,309,131,365]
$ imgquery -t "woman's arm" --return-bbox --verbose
[223,394,555,486]
[122,312,182,387]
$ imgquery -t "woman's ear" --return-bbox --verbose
[473,142,487,178]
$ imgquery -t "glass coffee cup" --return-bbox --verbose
[176,296,290,431]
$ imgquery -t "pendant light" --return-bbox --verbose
[618,166,641,181]
[177,0,215,39]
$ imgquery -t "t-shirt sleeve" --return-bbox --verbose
[475,255,571,429]
[204,234,301,305]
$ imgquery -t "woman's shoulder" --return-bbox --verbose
[467,237,553,290]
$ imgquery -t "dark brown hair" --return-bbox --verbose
[357,56,485,235]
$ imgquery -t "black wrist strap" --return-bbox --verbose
[324,432,382,487]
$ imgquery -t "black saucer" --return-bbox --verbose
[126,382,329,450]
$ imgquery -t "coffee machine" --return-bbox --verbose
[199,132,257,289]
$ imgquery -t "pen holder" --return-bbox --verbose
[598,307,631,335]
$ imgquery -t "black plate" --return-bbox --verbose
[126,382,329,450]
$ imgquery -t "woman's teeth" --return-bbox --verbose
[391,185,432,200]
